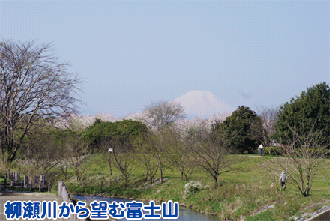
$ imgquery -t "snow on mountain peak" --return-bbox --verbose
[173,90,234,118]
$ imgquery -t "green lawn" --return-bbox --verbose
[7,154,330,220]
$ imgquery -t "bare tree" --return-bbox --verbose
[256,106,279,146]
[163,127,196,181]
[190,128,236,188]
[52,116,91,182]
[101,137,135,185]
[264,123,328,196]
[63,130,90,182]
[59,156,71,181]
[132,134,158,183]
[0,40,81,161]
[144,101,186,130]
[133,130,170,184]
[249,116,268,147]
[100,138,113,176]
[130,99,187,184]
[134,127,194,184]
[18,128,60,178]
[149,131,168,184]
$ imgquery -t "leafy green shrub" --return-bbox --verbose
[263,146,282,156]
[212,106,263,154]
[262,146,329,157]
[272,82,330,149]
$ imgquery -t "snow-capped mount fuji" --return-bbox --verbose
[173,91,234,118]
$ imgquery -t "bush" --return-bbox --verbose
[294,148,329,157]
[261,146,330,157]
[272,82,330,149]
[263,146,282,156]
[184,181,203,198]
[212,106,263,154]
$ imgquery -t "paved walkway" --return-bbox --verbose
[0,192,68,221]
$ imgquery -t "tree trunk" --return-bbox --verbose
[213,175,218,189]
[108,161,112,176]
[159,162,163,184]
[144,168,148,182]
[8,145,17,162]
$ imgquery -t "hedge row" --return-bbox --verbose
[260,146,330,157]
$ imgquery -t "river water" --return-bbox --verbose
[73,195,222,221]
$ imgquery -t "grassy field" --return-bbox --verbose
[7,154,330,221]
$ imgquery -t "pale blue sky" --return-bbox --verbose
[1,1,329,117]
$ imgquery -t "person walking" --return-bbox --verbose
[259,144,263,156]
[280,171,287,190]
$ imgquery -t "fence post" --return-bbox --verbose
[24,175,28,188]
